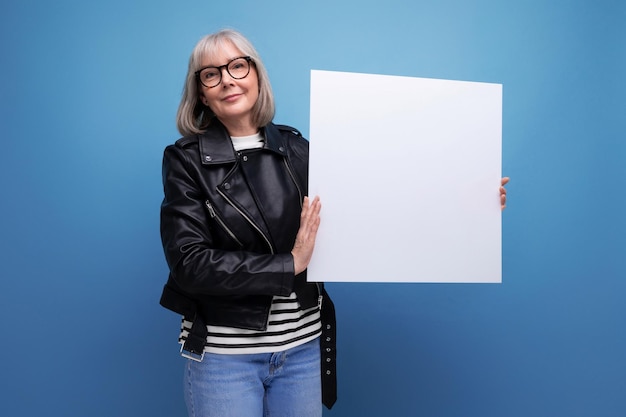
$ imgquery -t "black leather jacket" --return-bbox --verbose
[159,121,336,408]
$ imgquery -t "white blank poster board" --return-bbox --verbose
[308,70,502,283]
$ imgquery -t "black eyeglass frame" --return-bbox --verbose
[194,56,254,88]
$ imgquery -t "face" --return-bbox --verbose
[198,42,259,133]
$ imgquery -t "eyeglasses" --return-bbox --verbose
[195,56,254,88]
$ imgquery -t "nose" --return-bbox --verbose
[220,67,234,86]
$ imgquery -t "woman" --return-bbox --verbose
[159,28,510,417]
[159,29,334,417]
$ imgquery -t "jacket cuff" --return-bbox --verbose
[277,253,296,296]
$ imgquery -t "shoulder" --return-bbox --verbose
[275,124,303,138]
[161,135,199,157]
[174,134,200,149]
[162,134,200,169]
[269,124,308,187]
[272,123,308,154]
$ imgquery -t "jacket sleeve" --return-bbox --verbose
[160,144,296,297]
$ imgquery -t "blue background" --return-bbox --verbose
[1,1,625,416]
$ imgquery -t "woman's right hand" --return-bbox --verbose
[291,196,321,275]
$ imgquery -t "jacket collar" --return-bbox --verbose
[198,121,287,165]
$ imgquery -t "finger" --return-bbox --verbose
[301,196,320,223]
[301,196,310,215]
[501,177,510,186]
[309,197,321,218]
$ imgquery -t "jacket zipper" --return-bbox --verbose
[316,283,323,310]
[283,159,303,206]
[205,200,244,247]
[216,188,275,254]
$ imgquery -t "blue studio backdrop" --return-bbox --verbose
[1,1,625,416]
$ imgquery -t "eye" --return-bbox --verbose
[202,68,219,79]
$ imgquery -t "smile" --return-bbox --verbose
[222,94,242,102]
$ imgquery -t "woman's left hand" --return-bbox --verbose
[291,196,322,275]
[500,177,510,211]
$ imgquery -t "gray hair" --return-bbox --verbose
[176,29,275,136]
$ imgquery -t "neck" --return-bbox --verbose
[218,117,258,137]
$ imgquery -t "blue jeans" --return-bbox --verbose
[184,337,322,417]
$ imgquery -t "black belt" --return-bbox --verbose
[181,313,208,362]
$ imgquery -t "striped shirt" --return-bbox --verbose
[179,293,322,354]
